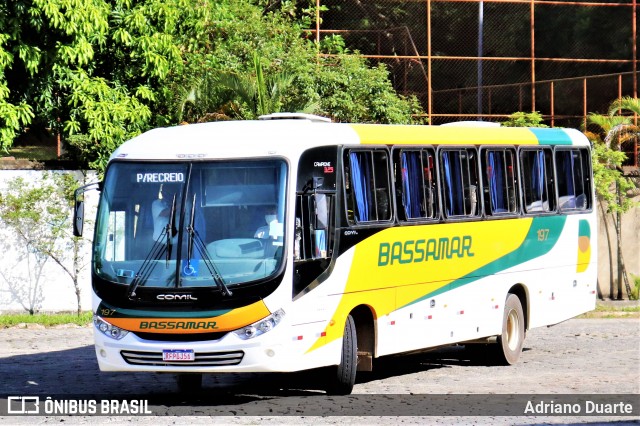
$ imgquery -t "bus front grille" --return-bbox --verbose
[120,350,244,367]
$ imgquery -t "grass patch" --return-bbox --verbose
[577,303,640,318]
[0,312,92,328]
[8,145,58,161]
[592,304,640,312]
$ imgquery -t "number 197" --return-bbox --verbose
[537,228,549,241]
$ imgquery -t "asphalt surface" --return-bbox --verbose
[0,318,638,424]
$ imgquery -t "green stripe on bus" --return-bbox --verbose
[399,215,567,309]
[97,301,233,319]
[530,128,573,145]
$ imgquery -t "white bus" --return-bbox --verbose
[74,113,597,394]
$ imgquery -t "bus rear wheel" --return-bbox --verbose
[495,293,525,365]
[326,315,357,395]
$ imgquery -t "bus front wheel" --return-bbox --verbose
[326,315,357,395]
[495,293,525,365]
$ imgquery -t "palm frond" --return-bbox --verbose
[608,96,640,117]
[587,113,630,133]
[603,123,640,150]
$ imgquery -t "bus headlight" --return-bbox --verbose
[234,309,285,340]
[93,315,129,340]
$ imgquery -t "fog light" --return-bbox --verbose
[266,349,275,357]
[100,349,107,358]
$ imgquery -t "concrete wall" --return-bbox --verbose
[597,195,640,299]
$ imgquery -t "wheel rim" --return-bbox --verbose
[506,309,520,351]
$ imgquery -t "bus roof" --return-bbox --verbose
[110,119,590,162]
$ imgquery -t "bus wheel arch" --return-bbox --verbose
[351,304,375,372]
[506,284,529,332]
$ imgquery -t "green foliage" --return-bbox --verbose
[2,0,421,172]
[180,52,318,121]
[319,34,348,55]
[313,54,424,124]
[0,100,34,153]
[589,140,636,214]
[170,1,421,124]
[62,71,151,171]
[501,111,548,128]
[608,96,640,117]
[0,0,192,169]
[630,274,640,301]
[0,174,68,247]
[587,97,640,214]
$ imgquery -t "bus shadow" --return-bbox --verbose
[0,342,532,402]
[355,344,533,384]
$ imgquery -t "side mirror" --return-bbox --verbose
[73,200,85,237]
[72,181,101,238]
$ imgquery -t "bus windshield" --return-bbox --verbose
[94,160,287,290]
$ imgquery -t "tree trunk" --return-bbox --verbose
[599,200,614,299]
[74,238,82,316]
[616,183,624,300]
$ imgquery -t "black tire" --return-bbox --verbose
[326,315,357,395]
[495,293,525,365]
[176,373,203,393]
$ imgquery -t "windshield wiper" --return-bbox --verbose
[128,195,177,299]
[165,194,177,266]
[186,194,232,297]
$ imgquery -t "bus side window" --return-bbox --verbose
[440,148,480,218]
[346,149,392,223]
[520,148,555,213]
[556,148,591,211]
[395,148,438,221]
[483,148,518,216]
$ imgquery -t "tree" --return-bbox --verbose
[587,96,640,299]
[0,172,89,314]
[169,1,422,125]
[2,0,422,173]
[178,52,318,122]
[0,0,198,169]
[0,235,48,315]
[313,54,424,124]
[501,111,548,128]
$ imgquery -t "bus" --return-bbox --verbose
[73,113,597,394]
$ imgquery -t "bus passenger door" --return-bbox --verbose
[293,183,335,295]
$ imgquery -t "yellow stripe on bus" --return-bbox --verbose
[307,218,532,353]
[350,124,540,146]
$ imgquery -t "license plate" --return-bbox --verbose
[162,349,195,362]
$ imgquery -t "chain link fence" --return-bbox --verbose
[314,0,638,145]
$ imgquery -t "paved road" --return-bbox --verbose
[0,318,638,424]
